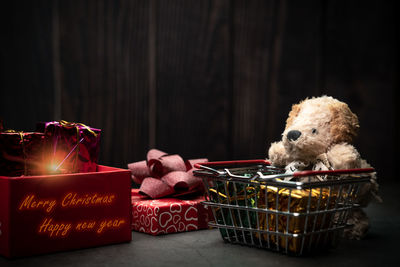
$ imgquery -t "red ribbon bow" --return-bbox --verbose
[128,149,208,199]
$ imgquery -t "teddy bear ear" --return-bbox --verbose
[285,103,301,130]
[330,102,360,143]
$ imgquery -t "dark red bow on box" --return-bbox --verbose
[127,149,208,199]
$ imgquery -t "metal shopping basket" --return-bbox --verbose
[193,160,374,256]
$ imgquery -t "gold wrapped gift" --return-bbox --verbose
[256,185,338,254]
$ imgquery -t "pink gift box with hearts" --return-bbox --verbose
[131,189,210,235]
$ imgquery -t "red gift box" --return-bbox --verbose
[0,165,131,258]
[0,131,46,176]
[131,189,210,235]
[36,121,101,174]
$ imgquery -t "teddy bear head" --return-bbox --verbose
[281,96,359,161]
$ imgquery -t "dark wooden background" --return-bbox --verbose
[0,0,398,182]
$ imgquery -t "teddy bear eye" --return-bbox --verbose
[312,128,317,134]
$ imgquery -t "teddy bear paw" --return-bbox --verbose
[268,141,290,167]
[327,143,361,169]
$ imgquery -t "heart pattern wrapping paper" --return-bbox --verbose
[131,189,210,235]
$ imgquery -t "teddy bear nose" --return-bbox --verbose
[287,130,301,141]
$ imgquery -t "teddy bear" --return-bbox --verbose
[268,96,381,240]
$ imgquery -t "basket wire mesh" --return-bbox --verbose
[194,160,372,256]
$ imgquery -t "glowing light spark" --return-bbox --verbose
[54,138,84,171]
[48,164,59,172]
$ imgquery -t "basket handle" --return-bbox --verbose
[195,160,375,180]
[194,159,271,169]
[292,168,375,177]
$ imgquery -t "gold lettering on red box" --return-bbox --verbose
[97,219,126,234]
[18,194,57,213]
[61,192,115,208]
[38,218,72,237]
[75,220,96,231]
[17,192,125,239]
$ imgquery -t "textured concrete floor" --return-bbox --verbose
[1,182,398,267]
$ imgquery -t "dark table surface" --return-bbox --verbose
[1,182,398,267]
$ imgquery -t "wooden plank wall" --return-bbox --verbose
[0,0,398,181]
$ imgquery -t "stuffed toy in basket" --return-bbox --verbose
[268,96,381,240]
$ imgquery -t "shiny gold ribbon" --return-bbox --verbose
[59,120,98,137]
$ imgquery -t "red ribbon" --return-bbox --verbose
[128,149,208,199]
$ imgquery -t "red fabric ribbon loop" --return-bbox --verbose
[128,149,208,199]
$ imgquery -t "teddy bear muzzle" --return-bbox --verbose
[287,130,301,141]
